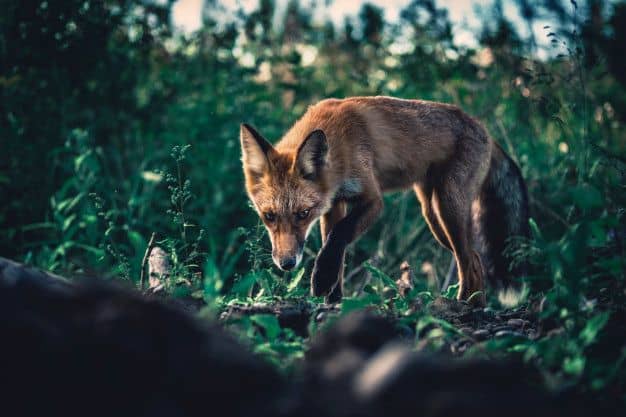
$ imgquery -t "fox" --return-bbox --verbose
[240,96,529,305]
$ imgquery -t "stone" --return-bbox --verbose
[507,318,526,328]
[495,330,525,338]
[472,329,491,340]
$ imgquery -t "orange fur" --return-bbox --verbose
[241,96,527,305]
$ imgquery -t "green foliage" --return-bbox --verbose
[1,0,624,402]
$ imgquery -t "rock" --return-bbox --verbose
[495,330,525,338]
[492,325,514,333]
[499,311,521,320]
[472,329,491,340]
[451,339,472,355]
[507,318,526,328]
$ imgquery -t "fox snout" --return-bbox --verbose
[272,245,303,271]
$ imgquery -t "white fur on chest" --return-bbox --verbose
[335,178,363,199]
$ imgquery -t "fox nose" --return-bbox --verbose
[279,257,297,271]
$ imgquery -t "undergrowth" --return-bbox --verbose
[2,0,624,404]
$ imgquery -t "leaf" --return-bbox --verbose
[127,230,145,255]
[364,262,396,289]
[467,291,484,304]
[571,185,603,210]
[74,149,93,172]
[74,243,105,258]
[250,314,281,340]
[563,355,585,376]
[230,272,258,296]
[203,257,223,299]
[417,315,464,337]
[286,268,306,293]
[56,193,85,214]
[443,283,459,299]
[579,311,610,347]
[528,218,542,239]
[341,293,382,313]
[62,214,77,232]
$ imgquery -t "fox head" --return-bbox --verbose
[240,123,332,271]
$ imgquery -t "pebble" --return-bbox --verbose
[472,329,491,340]
[451,340,472,355]
[495,330,525,338]
[507,318,526,328]
[492,325,514,333]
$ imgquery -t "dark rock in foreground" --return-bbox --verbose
[0,258,612,417]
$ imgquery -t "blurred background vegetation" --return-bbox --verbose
[1,0,625,400]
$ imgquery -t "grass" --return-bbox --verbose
[2,0,624,405]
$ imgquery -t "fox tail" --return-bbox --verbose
[444,142,530,288]
[473,144,530,288]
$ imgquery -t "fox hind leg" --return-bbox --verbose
[414,182,452,251]
[430,145,490,306]
[432,185,486,305]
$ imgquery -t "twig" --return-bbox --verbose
[139,232,157,290]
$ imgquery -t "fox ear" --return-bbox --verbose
[296,130,328,180]
[240,123,273,175]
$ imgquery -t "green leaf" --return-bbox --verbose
[563,355,586,376]
[203,257,223,300]
[443,283,459,299]
[127,231,145,255]
[250,314,281,340]
[56,193,85,214]
[417,315,464,337]
[230,272,258,296]
[579,311,610,347]
[74,149,93,172]
[571,184,603,210]
[341,293,382,313]
[286,268,306,293]
[364,262,397,289]
[528,217,542,240]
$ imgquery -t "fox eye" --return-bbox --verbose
[264,212,276,222]
[296,209,310,220]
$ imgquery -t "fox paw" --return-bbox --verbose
[310,249,341,297]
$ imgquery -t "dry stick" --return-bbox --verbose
[139,232,157,290]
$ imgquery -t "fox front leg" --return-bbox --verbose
[311,196,383,302]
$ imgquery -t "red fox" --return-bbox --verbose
[240,96,529,305]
